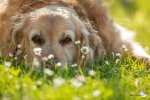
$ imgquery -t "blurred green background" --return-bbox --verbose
[106,0,150,53]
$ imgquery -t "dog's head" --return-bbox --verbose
[11,5,104,67]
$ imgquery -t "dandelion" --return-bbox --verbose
[48,54,54,59]
[92,90,101,97]
[42,57,48,62]
[56,62,62,67]
[71,79,83,88]
[9,53,13,57]
[4,61,11,68]
[44,68,54,76]
[75,40,81,44]
[53,78,65,87]
[121,45,128,52]
[71,63,78,68]
[17,44,22,49]
[81,46,89,55]
[88,70,96,76]
[139,91,147,97]
[33,47,42,56]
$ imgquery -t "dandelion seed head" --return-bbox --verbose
[4,62,11,68]
[56,62,62,67]
[17,44,22,49]
[9,53,13,57]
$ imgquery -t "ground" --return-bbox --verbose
[0,0,150,100]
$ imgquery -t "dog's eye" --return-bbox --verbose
[32,35,45,45]
[60,36,72,45]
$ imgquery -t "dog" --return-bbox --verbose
[0,0,150,68]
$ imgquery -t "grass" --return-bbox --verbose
[0,0,150,100]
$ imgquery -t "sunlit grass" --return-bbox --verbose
[0,0,150,100]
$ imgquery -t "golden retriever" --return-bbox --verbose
[0,0,150,68]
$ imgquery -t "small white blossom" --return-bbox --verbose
[32,85,37,90]
[93,90,101,97]
[48,54,54,59]
[116,53,121,58]
[24,55,28,59]
[37,80,42,85]
[75,40,81,44]
[121,45,128,52]
[88,70,96,76]
[76,76,86,83]
[9,53,13,57]
[80,46,89,55]
[116,59,120,64]
[33,48,42,56]
[139,91,147,97]
[42,57,48,62]
[44,68,54,76]
[33,58,41,67]
[17,44,22,49]
[14,57,17,60]
[71,63,78,68]
[71,79,83,88]
[16,50,22,55]
[4,62,11,68]
[56,62,62,67]
[105,61,109,65]
[53,78,65,87]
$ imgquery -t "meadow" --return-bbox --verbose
[0,0,150,100]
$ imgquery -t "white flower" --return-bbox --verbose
[14,57,17,60]
[37,80,42,85]
[115,59,120,64]
[71,79,83,88]
[33,47,42,56]
[42,57,48,62]
[71,63,78,68]
[32,85,37,90]
[105,61,109,65]
[80,46,89,55]
[116,53,121,58]
[139,91,147,97]
[24,55,28,59]
[75,40,81,44]
[93,90,101,97]
[76,76,86,83]
[53,78,65,87]
[44,68,54,76]
[9,53,13,57]
[16,50,22,55]
[17,44,22,49]
[33,58,41,67]
[56,62,62,67]
[121,45,128,52]
[88,70,96,76]
[4,62,11,68]
[48,54,54,59]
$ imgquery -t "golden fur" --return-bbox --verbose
[0,0,150,68]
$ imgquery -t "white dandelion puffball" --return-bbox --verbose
[53,78,65,87]
[88,70,96,76]
[4,62,11,68]
[44,68,54,76]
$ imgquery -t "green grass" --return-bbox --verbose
[0,0,150,100]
